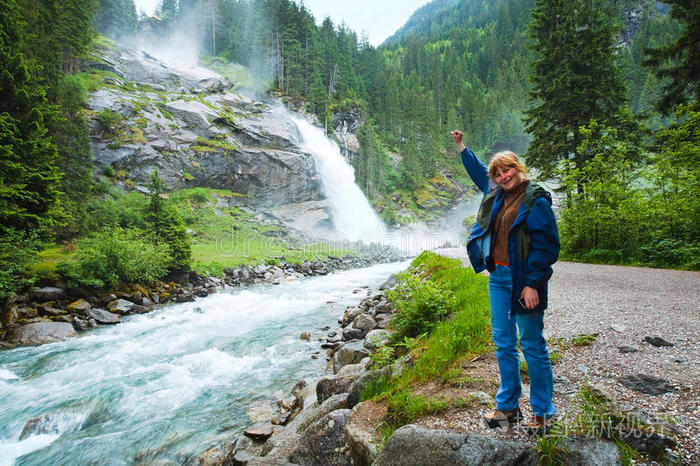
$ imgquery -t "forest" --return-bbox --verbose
[1,0,698,300]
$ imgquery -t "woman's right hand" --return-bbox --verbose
[451,130,465,151]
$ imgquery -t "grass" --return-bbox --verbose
[360,251,492,431]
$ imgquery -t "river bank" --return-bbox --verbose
[0,248,406,349]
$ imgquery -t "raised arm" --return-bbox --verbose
[451,130,489,193]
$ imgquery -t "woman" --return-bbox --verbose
[451,130,559,435]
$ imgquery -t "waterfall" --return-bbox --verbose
[292,117,386,243]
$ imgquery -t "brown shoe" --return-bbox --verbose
[525,415,554,437]
[482,407,522,428]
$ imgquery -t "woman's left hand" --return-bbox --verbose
[521,286,540,310]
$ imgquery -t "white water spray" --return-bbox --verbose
[292,117,386,243]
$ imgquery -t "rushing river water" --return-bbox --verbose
[0,261,408,466]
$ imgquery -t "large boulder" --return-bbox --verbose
[332,341,370,372]
[289,409,353,466]
[32,287,66,301]
[558,436,621,465]
[9,322,78,346]
[372,425,538,466]
[87,309,121,325]
[295,393,348,434]
[345,401,386,466]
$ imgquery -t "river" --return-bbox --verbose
[0,261,408,465]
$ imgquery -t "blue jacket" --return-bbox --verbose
[461,147,560,314]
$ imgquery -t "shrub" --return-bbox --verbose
[0,228,41,299]
[385,272,455,343]
[57,228,168,289]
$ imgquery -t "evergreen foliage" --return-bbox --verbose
[644,0,700,114]
[524,0,627,180]
[95,0,137,39]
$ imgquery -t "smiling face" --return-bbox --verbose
[493,165,523,191]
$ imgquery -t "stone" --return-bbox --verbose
[643,336,674,347]
[295,393,349,434]
[558,436,621,465]
[243,422,276,441]
[300,332,311,341]
[316,375,360,405]
[347,369,391,409]
[378,275,397,291]
[66,299,91,315]
[341,327,364,341]
[37,305,65,317]
[72,317,90,331]
[618,345,639,354]
[363,330,391,351]
[199,447,226,466]
[610,323,627,332]
[352,314,376,336]
[468,391,494,405]
[340,306,363,327]
[619,374,674,395]
[345,401,382,466]
[372,425,538,466]
[32,287,66,301]
[375,314,392,329]
[9,322,77,345]
[108,299,137,314]
[289,409,353,466]
[246,402,275,424]
[333,341,370,372]
[19,413,65,440]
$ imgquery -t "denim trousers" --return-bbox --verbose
[488,264,555,418]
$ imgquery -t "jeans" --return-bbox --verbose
[489,264,555,418]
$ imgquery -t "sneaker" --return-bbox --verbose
[525,416,554,437]
[482,407,523,428]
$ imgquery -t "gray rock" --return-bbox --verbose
[643,336,674,347]
[108,299,137,314]
[372,425,538,466]
[295,393,348,434]
[378,275,397,291]
[619,374,674,395]
[340,306,363,327]
[19,413,65,440]
[37,305,65,317]
[316,375,360,405]
[363,330,391,351]
[618,345,639,354]
[347,369,391,408]
[345,402,378,466]
[333,341,370,372]
[66,299,91,316]
[199,447,226,466]
[468,391,494,405]
[244,422,276,441]
[32,287,66,301]
[375,314,392,329]
[9,322,78,345]
[86,309,121,325]
[558,436,621,465]
[341,327,364,341]
[289,409,352,466]
[336,363,367,379]
[352,314,376,336]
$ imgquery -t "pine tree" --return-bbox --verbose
[644,0,700,114]
[524,0,627,180]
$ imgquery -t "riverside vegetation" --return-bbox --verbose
[2,0,699,309]
[221,251,681,465]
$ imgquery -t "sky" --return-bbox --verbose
[133,0,430,46]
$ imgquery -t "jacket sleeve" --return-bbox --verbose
[524,197,560,288]
[460,147,489,194]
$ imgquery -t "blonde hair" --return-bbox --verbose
[487,151,528,180]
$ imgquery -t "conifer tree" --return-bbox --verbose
[524,0,627,179]
[644,0,700,114]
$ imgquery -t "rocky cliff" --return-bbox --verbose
[85,44,325,209]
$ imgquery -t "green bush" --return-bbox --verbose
[385,272,455,343]
[0,228,41,299]
[57,228,168,289]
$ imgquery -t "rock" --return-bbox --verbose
[336,363,367,379]
[619,374,674,395]
[347,369,391,408]
[610,323,627,332]
[340,306,363,327]
[333,341,370,372]
[289,409,352,466]
[352,314,376,336]
[558,436,621,465]
[341,327,364,341]
[291,378,318,409]
[621,430,675,461]
[618,345,639,353]
[375,314,392,329]
[243,422,276,441]
[316,375,360,405]
[300,332,311,341]
[32,287,66,301]
[643,336,674,347]
[72,317,90,331]
[37,305,65,317]
[363,330,391,351]
[372,425,538,466]
[260,429,302,459]
[108,299,137,314]
[9,322,78,345]
[246,402,275,424]
[345,401,384,466]
[295,393,349,434]
[378,275,397,290]
[468,391,494,405]
[199,447,226,466]
[66,298,91,315]
[19,413,65,440]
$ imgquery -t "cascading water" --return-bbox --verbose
[0,262,408,465]
[292,117,386,243]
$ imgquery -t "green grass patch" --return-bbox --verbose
[361,251,491,426]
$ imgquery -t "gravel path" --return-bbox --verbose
[430,248,700,462]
